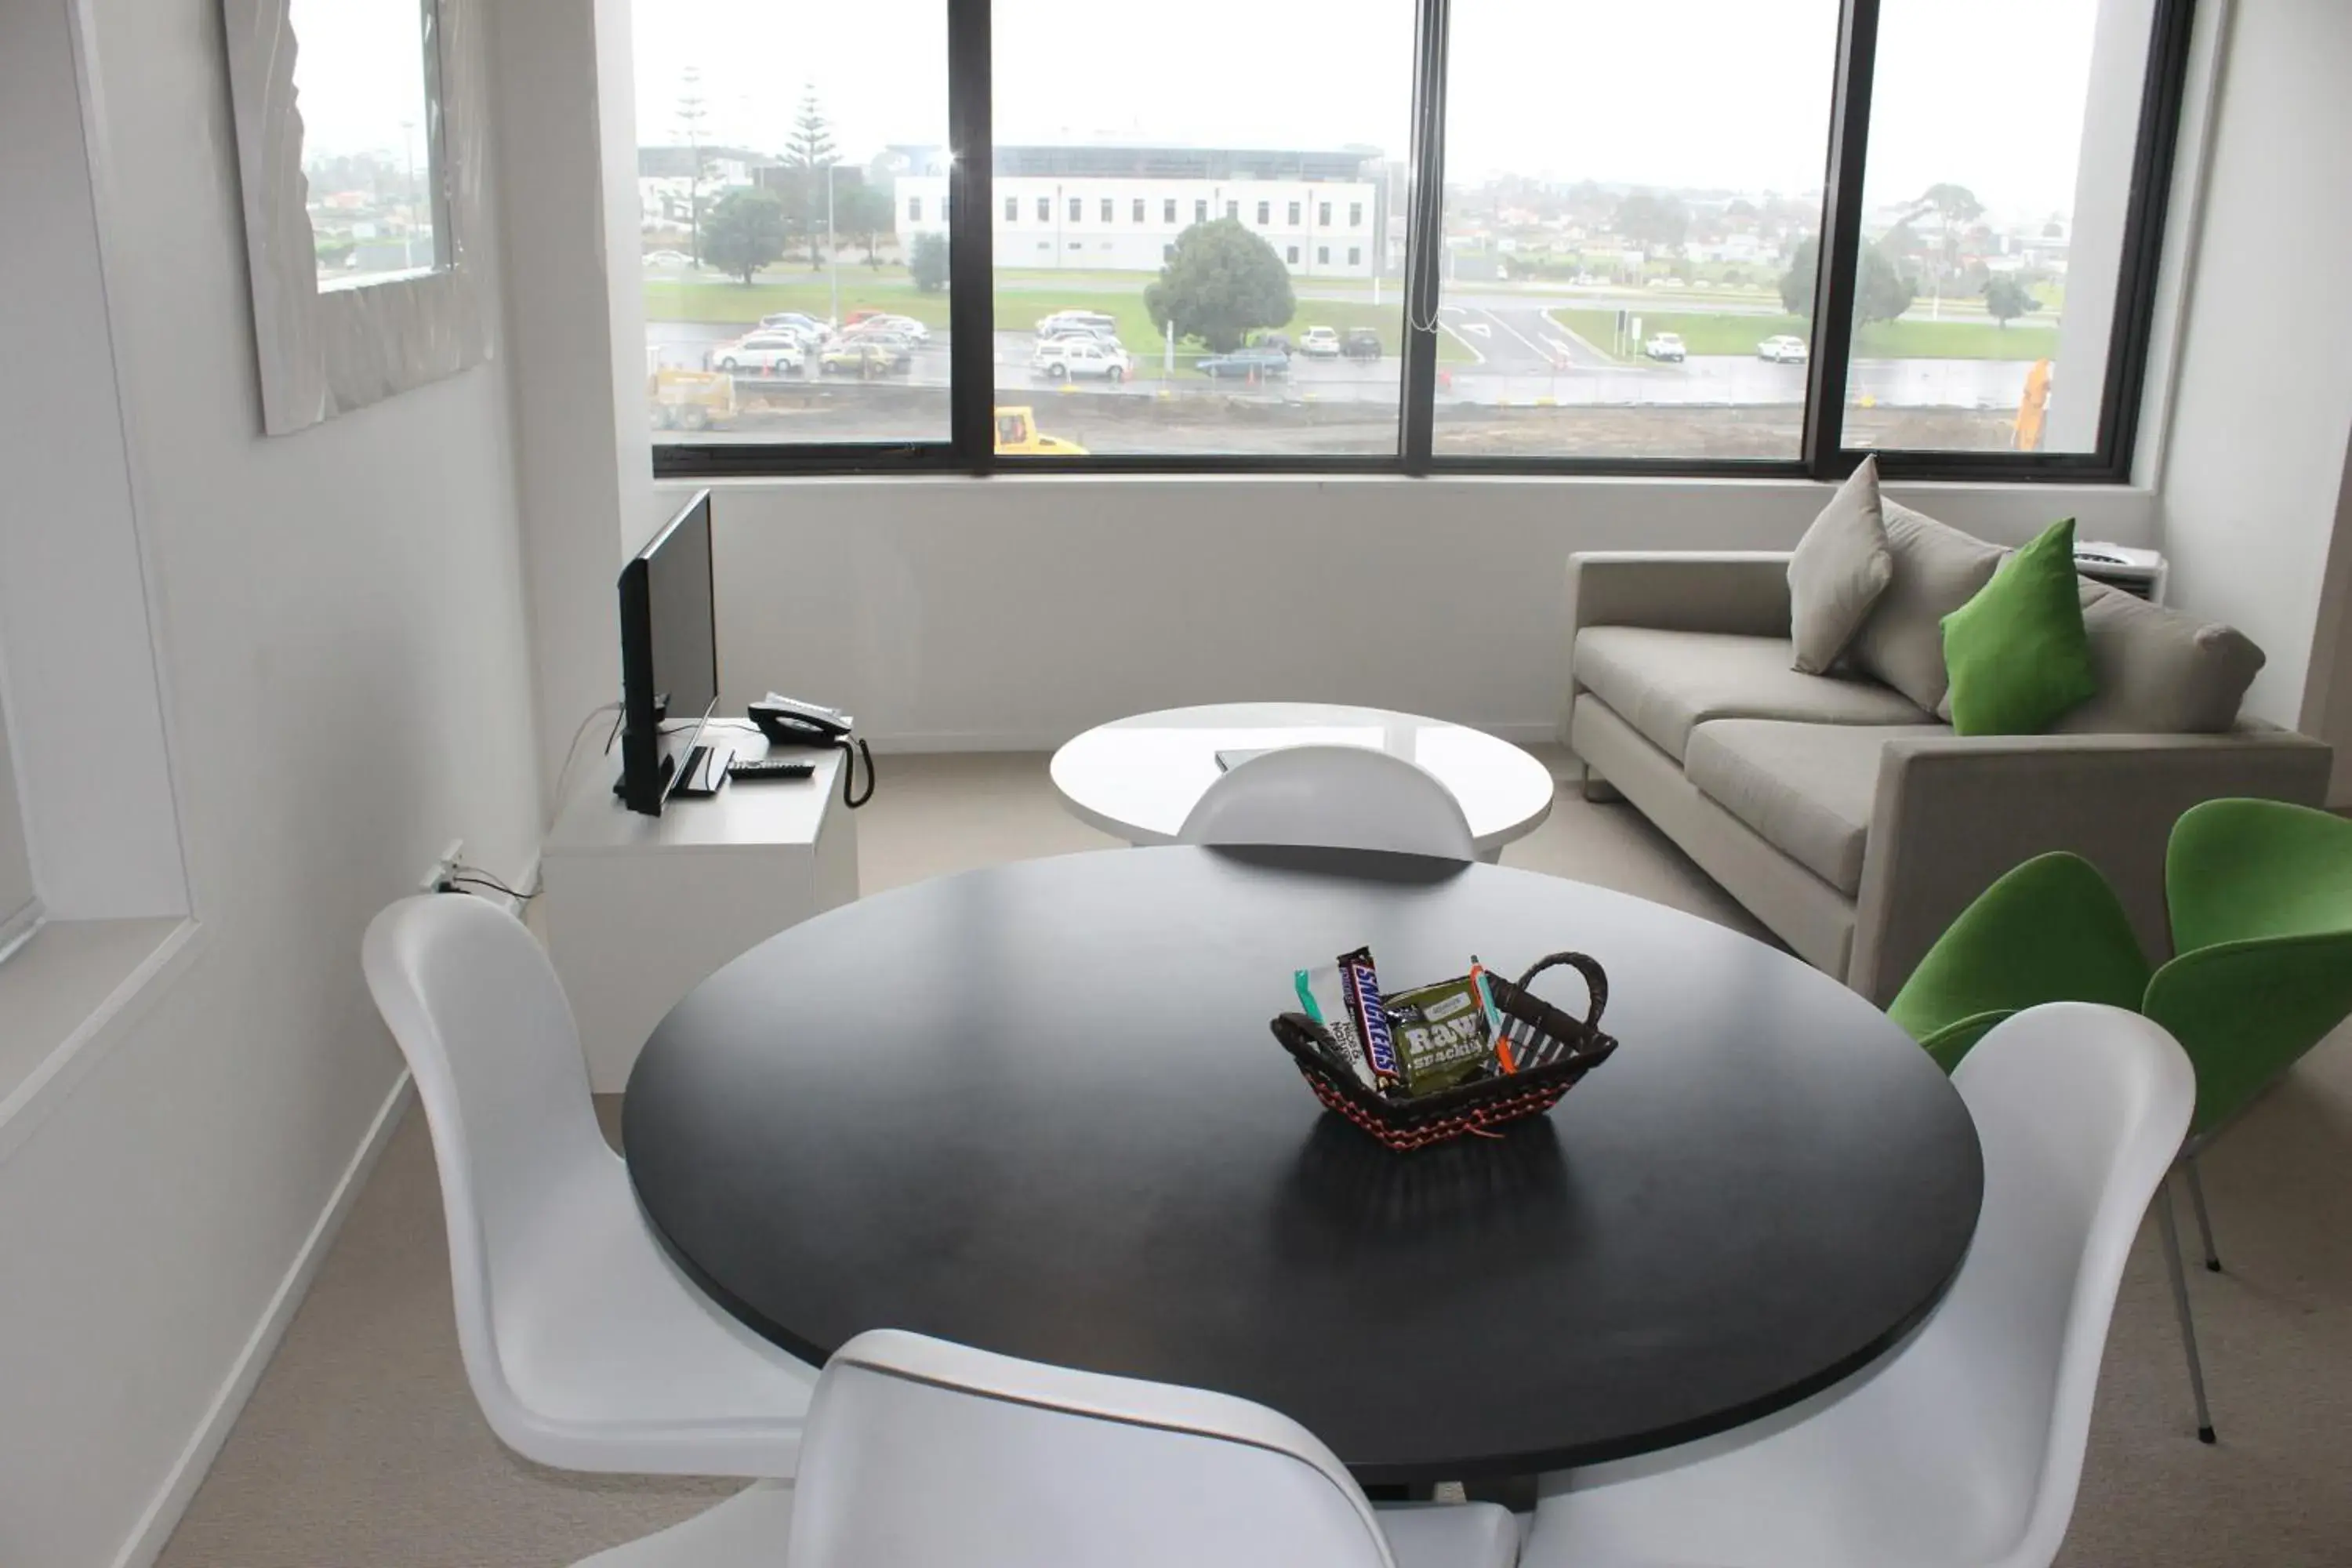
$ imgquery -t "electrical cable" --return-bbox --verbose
[551,701,622,808]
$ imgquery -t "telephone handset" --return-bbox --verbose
[748,693,874,808]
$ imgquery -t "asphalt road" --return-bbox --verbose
[648,320,2034,413]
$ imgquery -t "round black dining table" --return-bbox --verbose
[623,844,1982,1484]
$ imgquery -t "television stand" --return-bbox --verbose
[544,731,855,1090]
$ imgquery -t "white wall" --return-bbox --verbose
[2159,0,2352,794]
[693,476,2157,750]
[0,2,545,1565]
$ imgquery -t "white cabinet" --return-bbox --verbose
[542,737,858,1091]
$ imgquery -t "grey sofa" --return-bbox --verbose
[1564,551,2334,1005]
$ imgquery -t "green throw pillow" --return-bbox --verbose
[1940,517,2098,735]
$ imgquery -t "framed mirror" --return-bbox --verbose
[222,0,491,434]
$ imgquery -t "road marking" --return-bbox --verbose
[1480,308,1556,365]
[1460,322,1493,338]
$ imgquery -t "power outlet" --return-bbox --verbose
[421,838,465,895]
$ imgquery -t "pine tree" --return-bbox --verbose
[783,88,838,267]
[675,68,710,266]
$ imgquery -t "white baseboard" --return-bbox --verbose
[110,1070,416,1568]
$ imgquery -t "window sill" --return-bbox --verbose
[0,915,202,1164]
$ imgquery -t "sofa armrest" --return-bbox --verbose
[1847,728,2335,1006]
[1563,554,1795,740]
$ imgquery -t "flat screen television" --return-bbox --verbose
[618,490,718,815]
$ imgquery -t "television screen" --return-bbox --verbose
[619,491,718,814]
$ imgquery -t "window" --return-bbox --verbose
[1438,0,1838,459]
[992,0,1410,457]
[1846,0,2161,456]
[633,0,951,449]
[944,191,953,221]
[645,0,2188,479]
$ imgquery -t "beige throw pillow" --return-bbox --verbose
[2049,579,2266,733]
[1788,458,1894,675]
[1848,500,2006,714]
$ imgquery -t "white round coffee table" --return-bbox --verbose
[1050,702,1556,863]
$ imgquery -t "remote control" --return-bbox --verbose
[727,758,815,782]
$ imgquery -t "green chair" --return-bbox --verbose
[1888,808,2352,1445]
[1886,852,2154,1072]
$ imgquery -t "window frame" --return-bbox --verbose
[653,0,2197,482]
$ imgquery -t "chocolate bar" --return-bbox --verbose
[1337,946,1405,1094]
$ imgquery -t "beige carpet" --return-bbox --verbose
[154,752,2352,1566]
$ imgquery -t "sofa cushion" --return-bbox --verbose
[1575,627,1932,764]
[1847,502,2007,714]
[1940,517,2099,736]
[1686,720,1954,895]
[1788,457,1894,675]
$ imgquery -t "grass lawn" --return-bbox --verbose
[645,270,1467,374]
[1549,307,2060,362]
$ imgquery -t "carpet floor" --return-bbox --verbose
[154,751,2352,1566]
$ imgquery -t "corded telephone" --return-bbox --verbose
[748,694,874,808]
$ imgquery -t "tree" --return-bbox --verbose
[675,69,710,266]
[1612,191,1690,254]
[835,184,895,267]
[702,187,789,284]
[1983,274,2037,327]
[1906,182,1984,299]
[1779,234,1918,325]
[1144,219,1295,353]
[909,231,949,292]
[782,87,840,268]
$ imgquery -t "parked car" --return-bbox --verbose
[1757,334,1809,364]
[1643,332,1687,362]
[820,340,910,376]
[1341,328,1383,361]
[1196,345,1291,379]
[1298,326,1341,358]
[858,313,931,343]
[1038,310,1119,337]
[759,311,832,341]
[1031,336,1133,382]
[1037,321,1120,344]
[710,332,807,375]
[1248,332,1294,355]
[644,249,695,268]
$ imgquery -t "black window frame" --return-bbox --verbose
[655,0,2197,484]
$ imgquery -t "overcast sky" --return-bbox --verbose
[292,0,2125,223]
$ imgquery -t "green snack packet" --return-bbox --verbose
[1384,974,1501,1096]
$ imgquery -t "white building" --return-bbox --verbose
[897,145,1385,278]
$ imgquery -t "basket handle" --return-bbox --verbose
[1514,953,1608,1032]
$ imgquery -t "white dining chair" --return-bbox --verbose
[1179,744,1477,860]
[361,893,818,1479]
[577,1328,1519,1568]
[1517,1001,2194,1568]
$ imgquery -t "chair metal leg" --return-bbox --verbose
[2183,1156,2222,1272]
[2155,1178,2217,1443]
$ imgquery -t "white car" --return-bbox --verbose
[759,312,832,342]
[710,332,806,375]
[1031,336,1132,382]
[644,249,695,268]
[855,313,931,343]
[1643,332,1687,362]
[1298,326,1341,358]
[1038,310,1119,339]
[1757,335,1809,364]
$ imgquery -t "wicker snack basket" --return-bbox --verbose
[1269,953,1617,1152]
